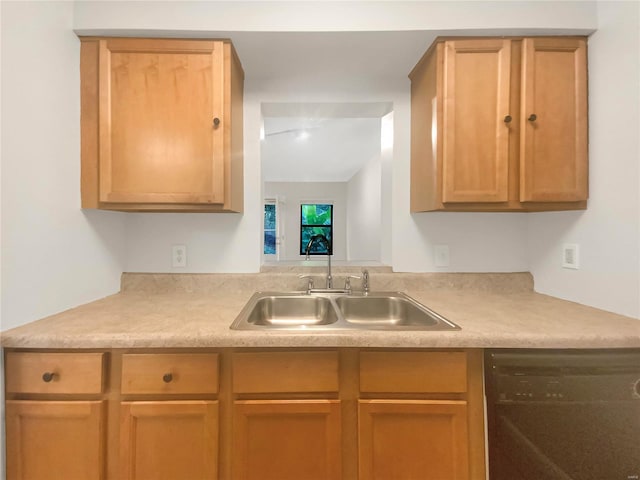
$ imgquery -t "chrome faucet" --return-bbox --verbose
[362,269,370,294]
[304,234,332,288]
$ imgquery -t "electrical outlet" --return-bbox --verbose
[172,245,187,268]
[434,244,450,268]
[562,244,579,269]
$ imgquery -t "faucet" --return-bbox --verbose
[362,269,370,294]
[304,234,332,288]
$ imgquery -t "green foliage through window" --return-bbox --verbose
[264,203,276,255]
[300,204,333,255]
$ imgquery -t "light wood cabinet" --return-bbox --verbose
[6,400,105,480]
[118,353,219,479]
[231,352,342,479]
[120,401,218,480]
[232,400,342,480]
[359,400,468,480]
[80,37,244,212]
[4,348,486,480]
[358,350,485,480]
[4,352,106,480]
[410,36,588,212]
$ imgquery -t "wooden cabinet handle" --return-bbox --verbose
[42,372,56,383]
[528,114,537,122]
[503,115,512,123]
[162,373,173,383]
[213,117,221,127]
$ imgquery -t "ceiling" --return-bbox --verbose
[230,31,439,85]
[262,115,383,182]
[233,32,434,183]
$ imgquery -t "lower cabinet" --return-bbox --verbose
[3,348,486,479]
[232,400,342,480]
[4,352,107,480]
[358,400,469,480]
[5,400,105,480]
[118,353,220,480]
[120,401,218,480]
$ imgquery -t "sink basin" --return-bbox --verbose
[244,295,339,328]
[231,291,460,331]
[334,294,457,329]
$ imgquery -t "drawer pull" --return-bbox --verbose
[42,372,56,383]
[162,373,173,383]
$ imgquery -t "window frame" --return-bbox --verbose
[263,200,278,258]
[299,203,333,256]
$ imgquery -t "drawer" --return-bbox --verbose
[121,353,219,395]
[5,352,105,394]
[360,351,467,393]
[233,351,339,393]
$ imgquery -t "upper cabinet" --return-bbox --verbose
[409,37,588,212]
[80,38,244,212]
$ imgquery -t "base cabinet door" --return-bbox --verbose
[359,400,469,480]
[119,401,218,480]
[232,400,342,480]
[6,400,105,480]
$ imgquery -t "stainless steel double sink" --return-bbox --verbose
[230,291,460,331]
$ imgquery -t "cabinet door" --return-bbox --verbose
[99,38,225,205]
[6,400,105,480]
[520,37,588,202]
[442,39,512,203]
[359,399,469,480]
[120,401,218,480]
[233,400,341,480]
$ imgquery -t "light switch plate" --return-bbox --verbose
[562,244,579,269]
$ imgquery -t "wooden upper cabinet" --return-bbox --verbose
[442,39,511,203]
[410,36,588,212]
[80,37,244,212]
[520,37,588,202]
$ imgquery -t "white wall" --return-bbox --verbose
[347,152,382,262]
[0,2,127,476]
[71,1,600,278]
[1,1,126,329]
[264,182,348,261]
[380,112,393,266]
[527,1,640,318]
[73,1,597,33]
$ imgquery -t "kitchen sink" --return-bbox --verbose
[334,294,455,329]
[244,295,339,327]
[230,292,460,331]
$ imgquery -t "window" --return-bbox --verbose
[300,203,333,255]
[264,202,277,255]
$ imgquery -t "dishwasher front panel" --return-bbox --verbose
[485,349,640,480]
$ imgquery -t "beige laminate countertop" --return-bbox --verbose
[2,273,639,349]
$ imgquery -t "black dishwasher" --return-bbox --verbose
[485,349,640,480]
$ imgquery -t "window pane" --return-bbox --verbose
[264,230,276,255]
[301,204,332,226]
[264,204,276,230]
[300,226,332,255]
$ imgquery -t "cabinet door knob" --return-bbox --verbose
[528,114,537,122]
[162,373,173,383]
[42,372,56,383]
[504,115,512,123]
[213,117,221,127]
